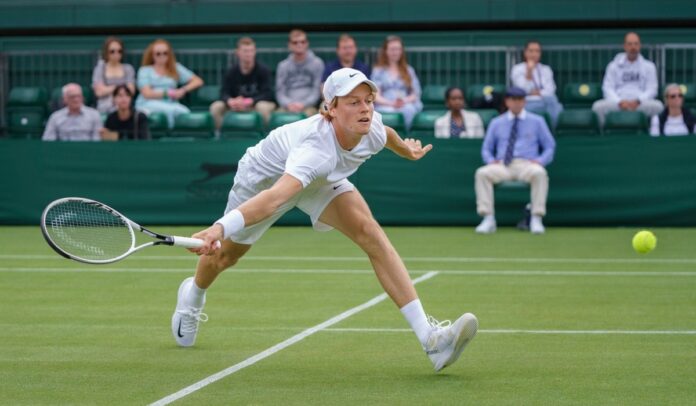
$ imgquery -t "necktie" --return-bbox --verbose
[503,117,519,165]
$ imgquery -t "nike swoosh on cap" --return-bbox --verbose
[349,73,358,77]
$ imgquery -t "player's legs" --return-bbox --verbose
[318,190,416,307]
[318,190,478,371]
[194,239,252,288]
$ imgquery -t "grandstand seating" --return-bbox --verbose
[268,111,306,131]
[603,111,648,135]
[555,109,600,136]
[421,84,448,110]
[562,83,602,108]
[470,109,497,130]
[147,112,170,139]
[189,85,220,112]
[220,111,264,139]
[5,87,48,139]
[172,112,215,139]
[466,83,505,106]
[378,112,407,135]
[409,110,446,138]
[679,83,696,108]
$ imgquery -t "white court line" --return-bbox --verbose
[148,271,439,406]
[2,266,696,277]
[323,328,696,335]
[3,254,696,264]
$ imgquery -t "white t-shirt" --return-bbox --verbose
[242,112,387,189]
[649,115,692,136]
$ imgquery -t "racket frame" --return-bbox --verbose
[41,197,204,264]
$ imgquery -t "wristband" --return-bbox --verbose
[215,209,245,239]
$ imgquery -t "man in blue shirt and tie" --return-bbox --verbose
[474,86,556,234]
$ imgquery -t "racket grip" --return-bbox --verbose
[172,236,221,249]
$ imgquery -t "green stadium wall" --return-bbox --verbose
[0,0,695,31]
[2,136,695,227]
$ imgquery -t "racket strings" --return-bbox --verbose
[45,200,133,261]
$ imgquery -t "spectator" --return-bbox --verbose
[92,36,136,114]
[510,40,563,128]
[321,34,371,84]
[592,32,663,126]
[474,87,556,235]
[434,87,484,138]
[135,39,204,128]
[42,83,102,141]
[650,84,695,136]
[210,37,276,128]
[102,84,149,140]
[371,35,423,130]
[275,29,324,116]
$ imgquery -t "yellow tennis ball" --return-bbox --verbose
[632,230,657,254]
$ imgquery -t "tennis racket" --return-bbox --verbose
[41,197,212,264]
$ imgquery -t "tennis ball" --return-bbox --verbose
[632,230,657,254]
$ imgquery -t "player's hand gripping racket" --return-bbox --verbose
[41,197,215,264]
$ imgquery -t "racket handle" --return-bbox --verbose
[171,236,222,249]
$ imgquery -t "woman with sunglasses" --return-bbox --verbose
[650,84,695,136]
[135,39,204,128]
[92,36,136,113]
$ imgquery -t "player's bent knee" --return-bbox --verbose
[352,219,386,252]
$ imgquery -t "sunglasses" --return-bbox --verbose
[668,94,684,99]
[154,51,169,57]
[109,48,123,54]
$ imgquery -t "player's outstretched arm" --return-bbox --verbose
[190,174,303,255]
[384,125,433,161]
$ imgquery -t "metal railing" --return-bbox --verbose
[1,43,695,128]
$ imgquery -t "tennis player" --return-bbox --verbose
[173,68,478,372]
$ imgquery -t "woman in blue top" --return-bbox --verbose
[370,36,423,130]
[136,39,204,128]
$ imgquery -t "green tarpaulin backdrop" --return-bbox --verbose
[1,136,695,226]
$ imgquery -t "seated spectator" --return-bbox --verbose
[371,35,423,130]
[135,39,204,128]
[650,84,695,136]
[434,87,484,138]
[92,36,135,114]
[474,87,556,235]
[592,32,663,126]
[321,34,371,85]
[275,29,324,116]
[510,40,563,128]
[210,36,276,128]
[42,83,102,141]
[102,84,149,140]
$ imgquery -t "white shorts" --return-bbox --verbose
[223,167,355,245]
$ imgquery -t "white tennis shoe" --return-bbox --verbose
[171,277,208,347]
[424,313,478,372]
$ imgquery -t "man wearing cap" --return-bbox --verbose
[169,68,479,373]
[474,86,556,234]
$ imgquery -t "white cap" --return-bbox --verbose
[322,68,378,104]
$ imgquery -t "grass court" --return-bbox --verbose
[1,226,695,405]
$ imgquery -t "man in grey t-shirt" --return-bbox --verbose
[275,29,325,116]
[42,83,102,141]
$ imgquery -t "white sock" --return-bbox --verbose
[484,214,495,222]
[185,279,206,308]
[400,299,432,346]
